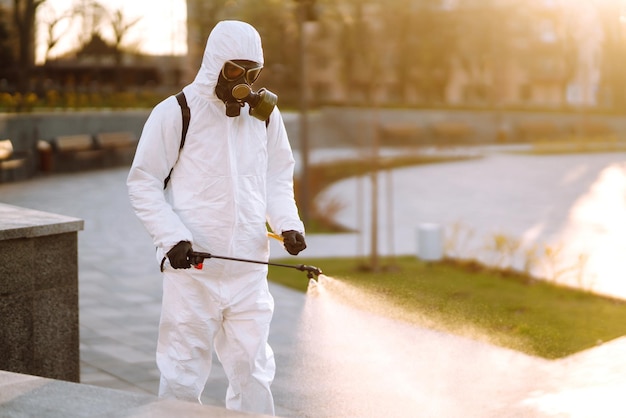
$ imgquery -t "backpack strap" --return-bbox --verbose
[175,91,191,148]
[164,91,190,189]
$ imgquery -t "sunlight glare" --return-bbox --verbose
[521,336,626,417]
[550,163,626,299]
[37,0,187,63]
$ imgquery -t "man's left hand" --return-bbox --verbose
[282,230,306,255]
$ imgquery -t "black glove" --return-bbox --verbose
[282,230,306,255]
[167,240,193,269]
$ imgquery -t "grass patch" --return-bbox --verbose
[269,256,626,359]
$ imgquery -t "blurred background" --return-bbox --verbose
[2,0,626,112]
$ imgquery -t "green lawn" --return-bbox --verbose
[268,256,626,359]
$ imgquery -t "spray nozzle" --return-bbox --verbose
[296,264,323,279]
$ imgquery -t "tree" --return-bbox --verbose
[229,0,300,103]
[184,0,232,83]
[183,0,327,106]
[108,7,141,91]
[0,5,14,75]
[13,0,47,93]
[386,0,457,105]
[109,7,140,60]
[39,3,71,61]
[450,0,524,106]
[72,0,106,49]
[596,1,626,110]
[326,0,377,104]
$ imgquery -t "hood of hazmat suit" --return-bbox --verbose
[127,20,304,275]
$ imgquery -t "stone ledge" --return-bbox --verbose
[0,370,270,418]
[0,203,84,240]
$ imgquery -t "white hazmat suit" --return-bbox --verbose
[127,20,305,415]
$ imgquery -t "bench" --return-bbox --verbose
[0,139,29,183]
[515,121,559,141]
[532,121,622,153]
[50,134,105,172]
[569,120,614,138]
[430,121,473,143]
[379,123,421,146]
[95,131,138,166]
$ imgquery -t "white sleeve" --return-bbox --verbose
[265,107,306,235]
[126,96,193,251]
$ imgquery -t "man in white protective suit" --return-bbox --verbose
[126,20,307,415]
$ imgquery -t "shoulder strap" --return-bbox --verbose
[175,91,191,149]
[164,91,190,189]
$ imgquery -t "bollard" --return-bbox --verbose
[37,140,53,172]
[416,223,443,261]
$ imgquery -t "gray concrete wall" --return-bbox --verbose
[3,107,626,158]
[0,204,84,382]
[308,107,626,149]
[0,110,151,154]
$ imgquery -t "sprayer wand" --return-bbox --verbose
[190,251,322,280]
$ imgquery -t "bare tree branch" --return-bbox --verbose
[109,7,141,59]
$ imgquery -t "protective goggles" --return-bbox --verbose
[222,60,263,84]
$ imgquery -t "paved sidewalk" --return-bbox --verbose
[2,147,626,417]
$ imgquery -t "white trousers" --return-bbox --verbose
[156,269,276,415]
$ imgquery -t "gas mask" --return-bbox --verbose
[215,60,278,122]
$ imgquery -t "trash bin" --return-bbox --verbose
[417,223,443,261]
[37,140,53,172]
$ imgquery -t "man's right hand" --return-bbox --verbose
[167,241,193,269]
